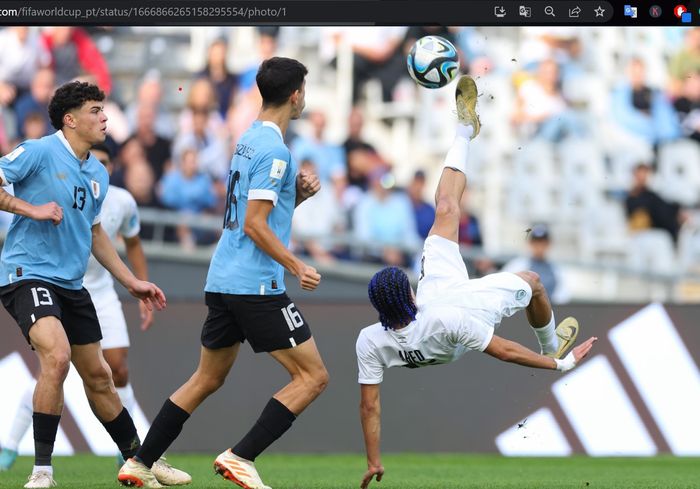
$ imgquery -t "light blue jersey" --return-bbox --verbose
[205,121,297,295]
[0,131,109,290]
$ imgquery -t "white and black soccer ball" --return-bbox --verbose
[407,35,459,89]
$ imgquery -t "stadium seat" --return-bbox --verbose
[507,140,558,221]
[578,199,629,263]
[557,138,607,218]
[656,140,700,207]
[626,229,677,274]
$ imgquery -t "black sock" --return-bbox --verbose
[233,398,296,462]
[101,408,141,460]
[136,399,190,469]
[33,413,61,467]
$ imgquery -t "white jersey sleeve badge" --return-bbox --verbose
[270,158,287,180]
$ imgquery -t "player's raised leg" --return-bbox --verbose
[214,339,328,489]
[24,317,71,488]
[118,345,238,488]
[0,381,35,471]
[428,75,480,243]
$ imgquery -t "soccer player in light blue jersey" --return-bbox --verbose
[119,57,328,489]
[0,81,182,489]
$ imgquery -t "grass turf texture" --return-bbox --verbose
[1,454,697,488]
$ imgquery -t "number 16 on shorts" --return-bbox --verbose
[281,303,304,330]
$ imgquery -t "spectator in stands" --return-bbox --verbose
[40,27,111,95]
[610,58,680,147]
[178,78,227,141]
[112,136,148,189]
[292,159,347,264]
[341,27,408,104]
[673,70,700,143]
[502,224,571,304]
[0,27,48,107]
[173,105,229,189]
[159,147,218,250]
[198,37,238,118]
[406,170,435,240]
[343,107,387,191]
[353,168,419,266]
[160,147,217,213]
[13,67,54,138]
[292,109,346,184]
[669,27,700,98]
[133,102,172,181]
[511,59,585,141]
[126,70,177,139]
[125,159,158,208]
[625,163,687,244]
[22,112,48,141]
[518,28,586,79]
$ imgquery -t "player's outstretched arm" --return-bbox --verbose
[245,199,321,290]
[295,169,321,207]
[0,187,63,225]
[484,335,597,372]
[124,234,154,330]
[360,384,384,489]
[91,223,166,311]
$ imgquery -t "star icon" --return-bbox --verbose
[594,5,605,17]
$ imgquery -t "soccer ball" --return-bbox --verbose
[406,35,459,89]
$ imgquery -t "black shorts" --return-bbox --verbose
[0,279,102,346]
[201,292,312,353]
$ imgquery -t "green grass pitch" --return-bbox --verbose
[1,454,697,488]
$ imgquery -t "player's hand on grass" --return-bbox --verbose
[296,169,321,200]
[296,263,321,291]
[139,300,155,331]
[360,464,384,489]
[31,202,63,225]
[127,279,167,311]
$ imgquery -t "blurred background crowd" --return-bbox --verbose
[1,25,699,303]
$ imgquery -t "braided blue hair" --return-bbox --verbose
[368,267,417,330]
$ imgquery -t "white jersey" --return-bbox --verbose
[356,305,494,384]
[83,185,141,294]
[356,235,533,385]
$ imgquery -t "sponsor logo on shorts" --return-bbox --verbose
[515,289,527,300]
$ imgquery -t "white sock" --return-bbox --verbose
[32,465,53,475]
[6,382,36,451]
[116,384,136,414]
[532,312,559,355]
[443,127,472,174]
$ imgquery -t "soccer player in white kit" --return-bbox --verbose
[356,76,598,489]
[0,145,188,484]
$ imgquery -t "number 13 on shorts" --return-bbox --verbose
[281,303,304,331]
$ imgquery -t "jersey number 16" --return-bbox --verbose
[281,303,304,331]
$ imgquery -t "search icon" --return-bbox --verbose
[545,5,555,16]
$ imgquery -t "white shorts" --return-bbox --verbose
[90,287,130,349]
[416,235,533,330]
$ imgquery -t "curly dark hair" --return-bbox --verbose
[48,81,105,130]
